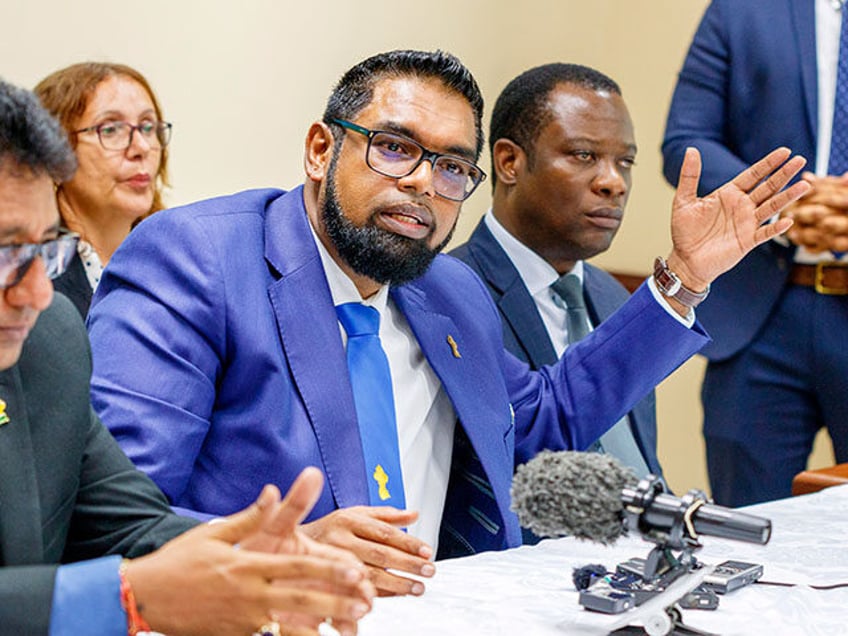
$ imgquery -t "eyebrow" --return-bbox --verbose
[88,108,157,123]
[564,136,638,154]
[376,121,477,161]
[0,220,61,243]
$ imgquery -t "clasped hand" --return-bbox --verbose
[124,468,375,636]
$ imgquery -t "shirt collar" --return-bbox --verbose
[306,215,390,313]
[484,209,584,294]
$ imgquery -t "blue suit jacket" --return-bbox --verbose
[88,186,707,558]
[662,0,814,360]
[450,219,660,475]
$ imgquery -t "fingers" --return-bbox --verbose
[730,146,793,193]
[751,179,811,224]
[263,468,326,539]
[265,575,372,625]
[303,507,435,596]
[368,564,429,596]
[673,147,703,208]
[205,491,275,544]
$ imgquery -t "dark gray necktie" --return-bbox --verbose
[550,273,650,477]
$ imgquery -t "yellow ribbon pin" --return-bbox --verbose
[373,464,391,500]
[447,334,461,358]
[0,399,9,426]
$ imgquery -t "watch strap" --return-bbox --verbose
[653,257,710,308]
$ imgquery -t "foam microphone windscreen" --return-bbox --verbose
[510,450,637,544]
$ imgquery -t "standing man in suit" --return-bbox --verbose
[87,49,806,598]
[0,78,374,636]
[451,64,659,495]
[663,0,848,506]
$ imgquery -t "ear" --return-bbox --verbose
[304,122,335,183]
[492,138,524,186]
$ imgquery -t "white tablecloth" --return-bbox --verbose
[359,485,848,635]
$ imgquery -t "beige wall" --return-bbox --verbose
[1,0,833,493]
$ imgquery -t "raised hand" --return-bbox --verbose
[302,506,436,597]
[666,147,810,294]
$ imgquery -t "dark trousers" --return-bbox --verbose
[702,285,848,507]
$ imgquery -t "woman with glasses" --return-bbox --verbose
[34,62,172,317]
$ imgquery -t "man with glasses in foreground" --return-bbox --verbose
[87,49,808,598]
[0,78,375,636]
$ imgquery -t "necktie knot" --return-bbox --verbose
[336,303,380,337]
[550,273,585,309]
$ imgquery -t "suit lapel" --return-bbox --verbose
[264,188,369,509]
[0,366,43,565]
[790,0,818,141]
[466,222,556,367]
[392,284,514,526]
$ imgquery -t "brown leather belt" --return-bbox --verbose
[789,262,848,295]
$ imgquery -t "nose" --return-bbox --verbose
[592,159,628,199]
[5,257,53,312]
[396,158,436,198]
[126,126,154,157]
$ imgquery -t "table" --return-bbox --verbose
[358,485,848,635]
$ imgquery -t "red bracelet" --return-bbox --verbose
[119,559,152,636]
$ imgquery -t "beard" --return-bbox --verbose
[321,155,455,286]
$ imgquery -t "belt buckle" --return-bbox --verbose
[815,262,848,295]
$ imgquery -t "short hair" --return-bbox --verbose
[0,78,76,182]
[34,62,170,214]
[323,49,485,158]
[489,63,621,185]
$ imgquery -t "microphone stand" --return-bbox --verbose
[579,475,721,635]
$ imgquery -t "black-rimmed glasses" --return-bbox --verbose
[0,229,79,289]
[332,119,486,202]
[73,121,173,151]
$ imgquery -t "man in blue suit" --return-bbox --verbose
[663,0,848,506]
[451,64,660,491]
[88,49,806,597]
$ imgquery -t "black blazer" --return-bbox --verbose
[0,294,196,634]
[52,252,93,319]
[450,219,660,474]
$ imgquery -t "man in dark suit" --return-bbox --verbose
[662,0,848,506]
[451,64,659,494]
[0,79,373,636]
[86,48,808,600]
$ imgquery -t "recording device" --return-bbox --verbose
[510,450,772,549]
[702,560,763,594]
[510,450,772,621]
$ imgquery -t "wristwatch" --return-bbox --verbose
[653,257,710,308]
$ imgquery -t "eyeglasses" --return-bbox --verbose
[0,229,79,289]
[332,119,486,202]
[73,120,173,151]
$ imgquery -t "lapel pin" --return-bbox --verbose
[447,335,461,359]
[0,399,9,426]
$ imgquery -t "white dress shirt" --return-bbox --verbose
[309,223,454,551]
[483,211,694,333]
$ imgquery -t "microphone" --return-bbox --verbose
[510,450,771,547]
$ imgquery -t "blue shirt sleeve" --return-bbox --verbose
[49,555,126,636]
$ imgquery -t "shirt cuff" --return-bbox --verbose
[646,275,696,328]
[49,555,125,636]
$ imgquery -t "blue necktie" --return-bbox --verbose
[336,303,406,509]
[830,3,848,176]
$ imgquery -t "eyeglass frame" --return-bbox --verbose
[72,120,173,151]
[330,118,486,202]
[0,229,80,290]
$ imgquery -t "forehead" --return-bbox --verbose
[355,76,477,155]
[82,75,155,120]
[0,168,59,240]
[542,84,635,146]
